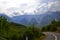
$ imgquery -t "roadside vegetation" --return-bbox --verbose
[0,16,45,40]
[41,20,60,32]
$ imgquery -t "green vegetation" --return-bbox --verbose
[0,16,44,40]
[41,20,60,32]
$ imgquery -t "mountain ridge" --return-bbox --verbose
[0,11,60,26]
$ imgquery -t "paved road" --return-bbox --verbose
[53,33,60,40]
[43,32,60,40]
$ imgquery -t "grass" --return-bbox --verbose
[34,34,46,40]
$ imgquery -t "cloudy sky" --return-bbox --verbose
[0,0,60,17]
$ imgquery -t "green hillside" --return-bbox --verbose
[0,16,44,40]
[41,20,60,32]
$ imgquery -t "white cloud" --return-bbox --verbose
[49,1,60,12]
[34,2,55,14]
[0,0,41,17]
[0,0,60,17]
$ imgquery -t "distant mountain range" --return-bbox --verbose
[0,11,60,26]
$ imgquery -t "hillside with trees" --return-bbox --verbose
[41,20,60,32]
[0,16,44,40]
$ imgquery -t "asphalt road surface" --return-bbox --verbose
[53,33,60,40]
[43,32,60,40]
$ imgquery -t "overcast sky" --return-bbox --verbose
[0,0,60,17]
